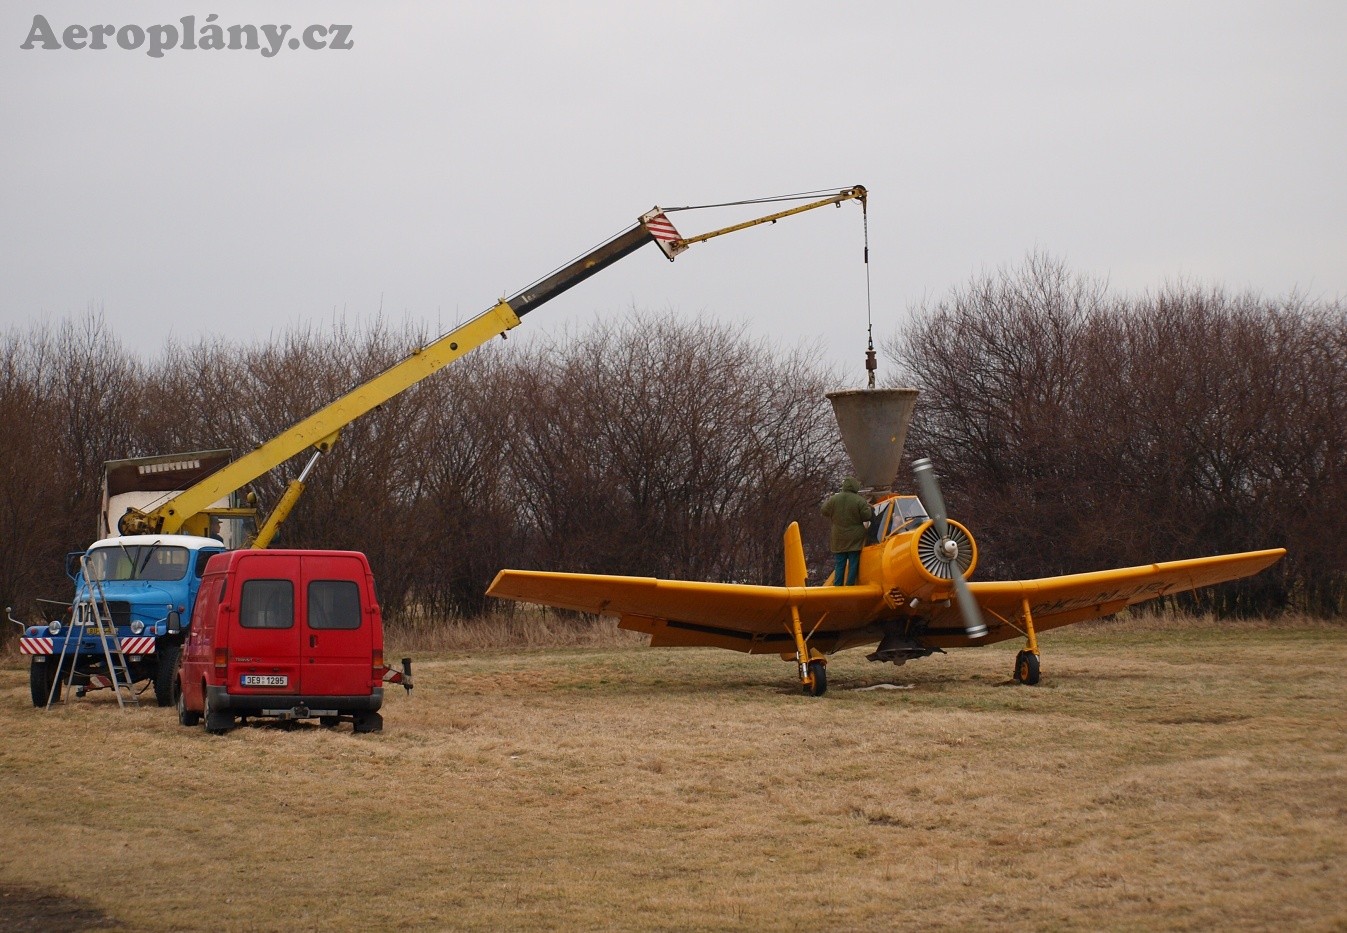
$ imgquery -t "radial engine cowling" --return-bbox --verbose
[880,519,979,604]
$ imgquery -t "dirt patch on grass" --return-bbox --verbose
[0,884,118,932]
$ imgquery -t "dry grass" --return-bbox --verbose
[1,615,1344,931]
[387,607,646,653]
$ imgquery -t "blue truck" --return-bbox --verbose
[21,534,227,707]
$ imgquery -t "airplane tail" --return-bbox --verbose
[784,522,807,588]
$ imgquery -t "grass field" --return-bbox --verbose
[1,616,1344,931]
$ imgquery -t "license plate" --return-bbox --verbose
[241,674,288,687]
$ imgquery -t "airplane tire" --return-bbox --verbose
[806,659,828,697]
[1014,650,1041,686]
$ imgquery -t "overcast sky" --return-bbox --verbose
[2,2,1343,384]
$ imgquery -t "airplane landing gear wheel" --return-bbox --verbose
[804,659,828,697]
[1014,650,1041,685]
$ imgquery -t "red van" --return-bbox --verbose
[175,549,409,733]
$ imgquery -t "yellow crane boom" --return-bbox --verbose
[115,186,867,541]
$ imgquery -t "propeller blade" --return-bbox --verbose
[952,573,987,640]
[911,458,948,539]
[913,457,986,639]
[783,521,807,589]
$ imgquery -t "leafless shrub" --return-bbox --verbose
[0,310,142,622]
[886,254,1346,615]
[497,313,843,588]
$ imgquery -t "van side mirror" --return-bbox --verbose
[166,610,182,634]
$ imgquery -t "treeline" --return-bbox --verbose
[1,259,1343,633]
[0,313,845,625]
[886,255,1346,616]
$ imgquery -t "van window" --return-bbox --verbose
[308,580,361,630]
[239,579,294,629]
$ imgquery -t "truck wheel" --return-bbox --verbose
[175,676,200,727]
[153,645,180,707]
[203,689,234,735]
[29,659,61,708]
[353,711,383,734]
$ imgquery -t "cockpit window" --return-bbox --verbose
[868,496,930,543]
[894,496,930,532]
[85,545,191,582]
[867,499,895,544]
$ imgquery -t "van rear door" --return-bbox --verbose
[299,553,373,696]
[230,552,301,696]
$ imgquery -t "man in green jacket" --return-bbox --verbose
[821,476,873,586]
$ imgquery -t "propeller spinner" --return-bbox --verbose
[911,458,987,639]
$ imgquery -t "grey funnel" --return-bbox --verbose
[826,388,921,492]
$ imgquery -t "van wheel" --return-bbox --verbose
[353,712,383,734]
[319,716,340,728]
[203,689,233,735]
[175,677,200,727]
[153,645,180,707]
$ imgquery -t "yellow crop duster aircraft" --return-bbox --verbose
[487,389,1285,695]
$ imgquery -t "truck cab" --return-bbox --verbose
[21,534,227,707]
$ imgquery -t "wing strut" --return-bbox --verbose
[784,522,828,697]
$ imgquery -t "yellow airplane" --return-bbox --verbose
[487,389,1286,695]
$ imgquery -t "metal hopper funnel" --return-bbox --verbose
[826,388,921,492]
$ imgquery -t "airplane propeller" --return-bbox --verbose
[911,458,988,640]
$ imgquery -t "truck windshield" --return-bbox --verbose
[86,545,192,582]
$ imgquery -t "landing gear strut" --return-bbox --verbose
[1014,596,1042,686]
[788,600,827,697]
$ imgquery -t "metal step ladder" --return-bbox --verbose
[46,557,139,709]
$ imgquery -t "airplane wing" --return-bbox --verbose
[942,548,1288,645]
[486,571,889,656]
[489,547,1286,655]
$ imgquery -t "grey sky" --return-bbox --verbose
[2,2,1343,385]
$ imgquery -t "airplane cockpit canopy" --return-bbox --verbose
[868,495,929,544]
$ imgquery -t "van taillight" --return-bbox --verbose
[213,647,228,672]
[372,649,384,674]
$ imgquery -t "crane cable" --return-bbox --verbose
[863,195,876,388]
[660,188,851,212]
[670,187,877,387]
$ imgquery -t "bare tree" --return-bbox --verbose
[886,255,1346,615]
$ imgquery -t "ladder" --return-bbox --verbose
[46,557,139,709]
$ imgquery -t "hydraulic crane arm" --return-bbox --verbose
[117,186,866,539]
